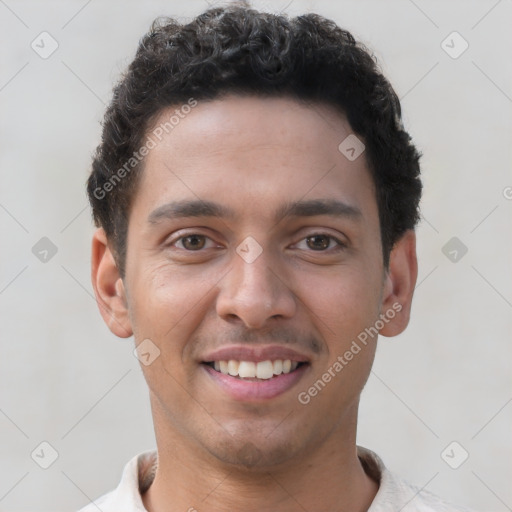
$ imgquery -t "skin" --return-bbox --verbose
[91,95,418,512]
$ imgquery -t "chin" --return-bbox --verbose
[204,431,301,470]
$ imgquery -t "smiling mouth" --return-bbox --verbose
[203,360,308,380]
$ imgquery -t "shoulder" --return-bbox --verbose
[76,491,115,512]
[75,450,157,512]
[357,446,478,512]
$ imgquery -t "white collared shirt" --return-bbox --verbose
[76,446,476,511]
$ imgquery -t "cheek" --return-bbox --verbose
[297,270,380,416]
[128,267,208,402]
[128,264,206,349]
[299,264,382,345]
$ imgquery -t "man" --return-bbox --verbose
[80,3,475,511]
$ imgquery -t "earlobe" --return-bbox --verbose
[91,228,133,338]
[379,230,418,338]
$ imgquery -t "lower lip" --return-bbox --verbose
[202,364,309,401]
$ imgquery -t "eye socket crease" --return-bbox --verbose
[166,232,348,254]
[147,198,362,253]
[294,234,347,252]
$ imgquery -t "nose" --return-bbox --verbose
[216,245,297,329]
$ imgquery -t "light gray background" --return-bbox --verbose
[0,0,511,511]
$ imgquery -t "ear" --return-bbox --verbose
[379,230,418,337]
[91,228,133,338]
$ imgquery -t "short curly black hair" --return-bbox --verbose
[87,3,422,277]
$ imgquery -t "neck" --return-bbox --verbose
[142,404,379,512]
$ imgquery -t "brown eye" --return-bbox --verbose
[306,235,331,251]
[179,235,207,250]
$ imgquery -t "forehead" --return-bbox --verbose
[132,95,377,225]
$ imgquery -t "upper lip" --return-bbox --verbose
[201,345,311,364]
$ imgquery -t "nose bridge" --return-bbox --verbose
[216,241,296,328]
[235,247,276,302]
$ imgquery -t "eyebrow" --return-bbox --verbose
[147,198,362,224]
[276,198,362,222]
[148,199,236,224]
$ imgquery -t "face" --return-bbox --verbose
[93,95,417,470]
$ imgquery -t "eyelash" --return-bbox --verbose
[169,232,346,252]
[294,234,346,252]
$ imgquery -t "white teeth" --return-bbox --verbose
[238,361,256,378]
[227,360,239,376]
[219,360,229,374]
[213,359,301,379]
[256,360,274,380]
